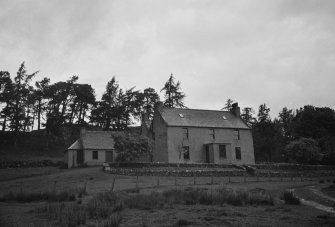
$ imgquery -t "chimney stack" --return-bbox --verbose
[231,102,240,117]
[80,128,86,138]
[154,101,164,113]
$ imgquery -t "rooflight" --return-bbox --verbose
[222,116,227,120]
[179,113,184,118]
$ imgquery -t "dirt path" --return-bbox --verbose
[294,184,335,213]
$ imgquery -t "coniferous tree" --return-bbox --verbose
[141,87,159,120]
[161,74,186,108]
[0,71,14,131]
[222,98,235,111]
[241,107,256,127]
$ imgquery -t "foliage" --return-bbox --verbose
[112,132,153,162]
[241,107,256,127]
[222,98,235,111]
[252,105,285,162]
[285,137,322,164]
[282,190,300,205]
[0,190,76,203]
[161,74,186,108]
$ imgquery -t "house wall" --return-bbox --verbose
[152,112,168,162]
[166,127,255,164]
[84,149,116,166]
[66,150,77,168]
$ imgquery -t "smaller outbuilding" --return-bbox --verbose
[65,129,115,168]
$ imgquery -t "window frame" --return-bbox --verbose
[235,147,241,160]
[233,130,240,140]
[92,150,98,160]
[182,128,189,140]
[219,144,227,159]
[183,146,190,160]
[209,128,215,140]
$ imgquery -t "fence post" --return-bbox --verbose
[211,175,214,185]
[228,176,231,183]
[174,175,177,186]
[136,175,139,188]
[53,181,57,193]
[244,173,246,183]
[110,177,116,192]
[193,174,196,185]
[157,175,160,187]
[268,172,271,182]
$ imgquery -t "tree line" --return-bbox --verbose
[0,63,185,134]
[231,101,335,165]
[1,62,334,165]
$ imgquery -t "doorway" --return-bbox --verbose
[77,150,84,164]
[205,145,210,163]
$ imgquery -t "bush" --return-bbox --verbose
[282,190,300,205]
[0,190,76,203]
[285,138,322,164]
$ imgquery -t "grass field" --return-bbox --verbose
[0,166,335,226]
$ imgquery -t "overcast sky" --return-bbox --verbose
[1,0,334,118]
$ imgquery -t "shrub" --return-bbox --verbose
[0,190,76,203]
[285,138,322,164]
[282,190,300,205]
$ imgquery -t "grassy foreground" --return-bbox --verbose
[0,167,335,226]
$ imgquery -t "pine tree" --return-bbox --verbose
[161,74,186,108]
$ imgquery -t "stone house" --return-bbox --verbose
[149,102,255,164]
[65,130,115,168]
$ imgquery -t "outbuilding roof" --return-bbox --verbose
[82,131,115,150]
[67,139,82,150]
[160,108,249,129]
[67,131,115,150]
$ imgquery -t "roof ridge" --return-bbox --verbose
[164,108,230,113]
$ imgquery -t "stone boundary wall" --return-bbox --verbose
[0,160,65,169]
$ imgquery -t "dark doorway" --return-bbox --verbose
[105,150,113,162]
[77,150,84,164]
[205,145,210,163]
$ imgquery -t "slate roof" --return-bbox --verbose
[68,139,82,150]
[67,131,115,150]
[82,131,115,150]
[160,108,249,129]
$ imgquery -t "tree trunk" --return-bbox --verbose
[37,98,41,130]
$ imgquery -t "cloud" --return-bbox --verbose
[0,0,334,118]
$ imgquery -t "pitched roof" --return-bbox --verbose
[68,139,82,150]
[160,108,249,129]
[81,131,115,150]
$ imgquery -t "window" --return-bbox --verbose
[235,147,241,160]
[183,146,190,160]
[182,128,189,139]
[233,130,240,140]
[92,150,98,160]
[219,145,226,159]
[209,129,215,140]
